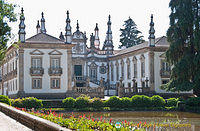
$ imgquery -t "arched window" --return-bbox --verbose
[115,61,119,81]
[140,54,145,78]
[126,58,131,79]
[120,59,124,80]
[132,56,137,78]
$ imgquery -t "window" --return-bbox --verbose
[74,65,82,76]
[51,78,60,89]
[162,80,169,84]
[32,58,42,68]
[15,79,17,90]
[161,60,170,71]
[116,65,119,81]
[142,81,145,88]
[128,83,131,88]
[111,64,114,81]
[141,61,145,77]
[121,61,124,80]
[127,64,130,79]
[51,58,60,68]
[134,63,137,78]
[90,68,97,80]
[13,61,14,71]
[32,78,42,89]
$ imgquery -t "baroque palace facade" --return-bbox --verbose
[0,8,192,99]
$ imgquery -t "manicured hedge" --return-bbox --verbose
[166,98,178,107]
[151,95,166,107]
[104,96,121,108]
[91,97,104,109]
[0,95,11,105]
[131,95,151,108]
[12,97,43,109]
[62,95,171,110]
[75,95,90,109]
[62,97,75,109]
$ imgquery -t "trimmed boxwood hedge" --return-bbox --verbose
[0,95,11,105]
[12,97,43,109]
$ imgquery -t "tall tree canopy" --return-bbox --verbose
[119,17,144,49]
[0,0,17,61]
[165,0,200,96]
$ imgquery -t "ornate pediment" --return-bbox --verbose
[48,50,62,55]
[30,49,44,55]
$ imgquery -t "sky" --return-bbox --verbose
[7,0,171,49]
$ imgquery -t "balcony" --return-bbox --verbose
[160,69,170,78]
[30,67,44,76]
[48,67,62,76]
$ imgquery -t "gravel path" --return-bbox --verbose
[0,111,32,131]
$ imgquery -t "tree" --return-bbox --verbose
[164,0,200,96]
[0,0,17,61]
[119,17,144,49]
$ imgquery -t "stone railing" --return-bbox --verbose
[48,67,62,76]
[118,86,151,97]
[72,86,104,98]
[160,69,170,78]
[30,67,44,76]
[0,103,70,131]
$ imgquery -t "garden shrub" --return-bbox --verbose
[151,95,166,107]
[121,97,131,108]
[91,97,104,109]
[75,95,90,109]
[0,95,11,105]
[166,98,178,107]
[185,97,200,107]
[131,95,151,108]
[62,97,75,108]
[12,97,43,109]
[105,96,121,108]
[12,98,23,108]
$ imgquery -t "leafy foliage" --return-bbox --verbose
[119,17,144,49]
[151,95,166,107]
[131,95,152,108]
[91,97,104,109]
[62,97,75,109]
[75,95,90,109]
[166,98,178,107]
[0,0,17,61]
[121,97,131,108]
[104,96,121,108]
[165,0,200,96]
[0,95,11,105]
[12,97,43,109]
[185,97,200,107]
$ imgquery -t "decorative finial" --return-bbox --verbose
[40,12,46,33]
[76,20,79,31]
[21,7,24,14]
[109,15,111,21]
[67,10,69,18]
[150,14,154,26]
[36,20,40,28]
[148,14,155,47]
[95,23,99,31]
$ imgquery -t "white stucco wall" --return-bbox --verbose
[23,48,68,94]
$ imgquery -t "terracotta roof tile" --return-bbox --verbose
[26,33,64,44]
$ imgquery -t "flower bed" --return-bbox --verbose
[16,108,192,130]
